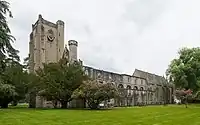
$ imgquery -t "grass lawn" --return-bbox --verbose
[0,105,200,125]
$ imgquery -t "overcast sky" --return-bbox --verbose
[7,0,200,76]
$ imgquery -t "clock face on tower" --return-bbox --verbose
[47,29,55,42]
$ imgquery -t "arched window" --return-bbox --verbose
[127,85,132,96]
[135,78,138,84]
[85,69,89,76]
[162,87,165,101]
[111,82,115,87]
[118,84,124,96]
[134,86,138,95]
[155,87,159,101]
[118,84,124,88]
[134,86,138,90]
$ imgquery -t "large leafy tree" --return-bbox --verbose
[0,81,17,108]
[3,61,28,102]
[36,59,87,108]
[0,1,30,108]
[73,80,119,109]
[166,47,200,92]
[26,72,40,108]
[0,0,19,72]
[0,60,29,108]
[0,0,29,108]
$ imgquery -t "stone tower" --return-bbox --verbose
[29,14,65,72]
[68,40,78,63]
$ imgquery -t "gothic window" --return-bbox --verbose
[151,93,153,101]
[127,85,132,96]
[41,25,44,32]
[128,77,130,82]
[42,48,45,53]
[120,76,123,81]
[134,86,138,90]
[135,78,138,84]
[156,88,159,100]
[41,35,45,41]
[118,84,124,88]
[85,70,89,76]
[134,86,138,95]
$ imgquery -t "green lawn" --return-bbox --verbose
[0,105,200,125]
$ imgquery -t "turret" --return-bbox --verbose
[68,40,78,63]
[56,20,65,60]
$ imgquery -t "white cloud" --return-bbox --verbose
[7,0,200,76]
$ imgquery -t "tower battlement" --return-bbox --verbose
[56,20,65,26]
[68,40,78,63]
[68,40,78,46]
[29,14,65,72]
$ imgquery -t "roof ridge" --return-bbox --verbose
[135,68,163,78]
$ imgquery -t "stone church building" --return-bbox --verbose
[29,15,175,108]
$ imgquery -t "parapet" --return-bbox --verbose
[56,20,65,26]
[68,40,78,46]
[38,14,42,19]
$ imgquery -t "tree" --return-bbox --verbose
[175,89,192,108]
[0,0,27,108]
[22,56,29,68]
[0,60,29,107]
[0,81,17,108]
[26,72,40,108]
[73,80,119,109]
[166,47,200,92]
[36,59,87,108]
[0,0,19,72]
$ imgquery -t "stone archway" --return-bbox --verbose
[162,87,166,104]
[118,84,125,106]
[166,87,170,104]
[111,82,115,87]
[127,85,132,96]
[126,85,132,106]
[140,87,145,105]
[118,84,124,88]
[155,87,159,104]
[134,86,139,106]
[148,87,153,105]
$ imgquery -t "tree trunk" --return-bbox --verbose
[185,97,188,108]
[61,101,68,109]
